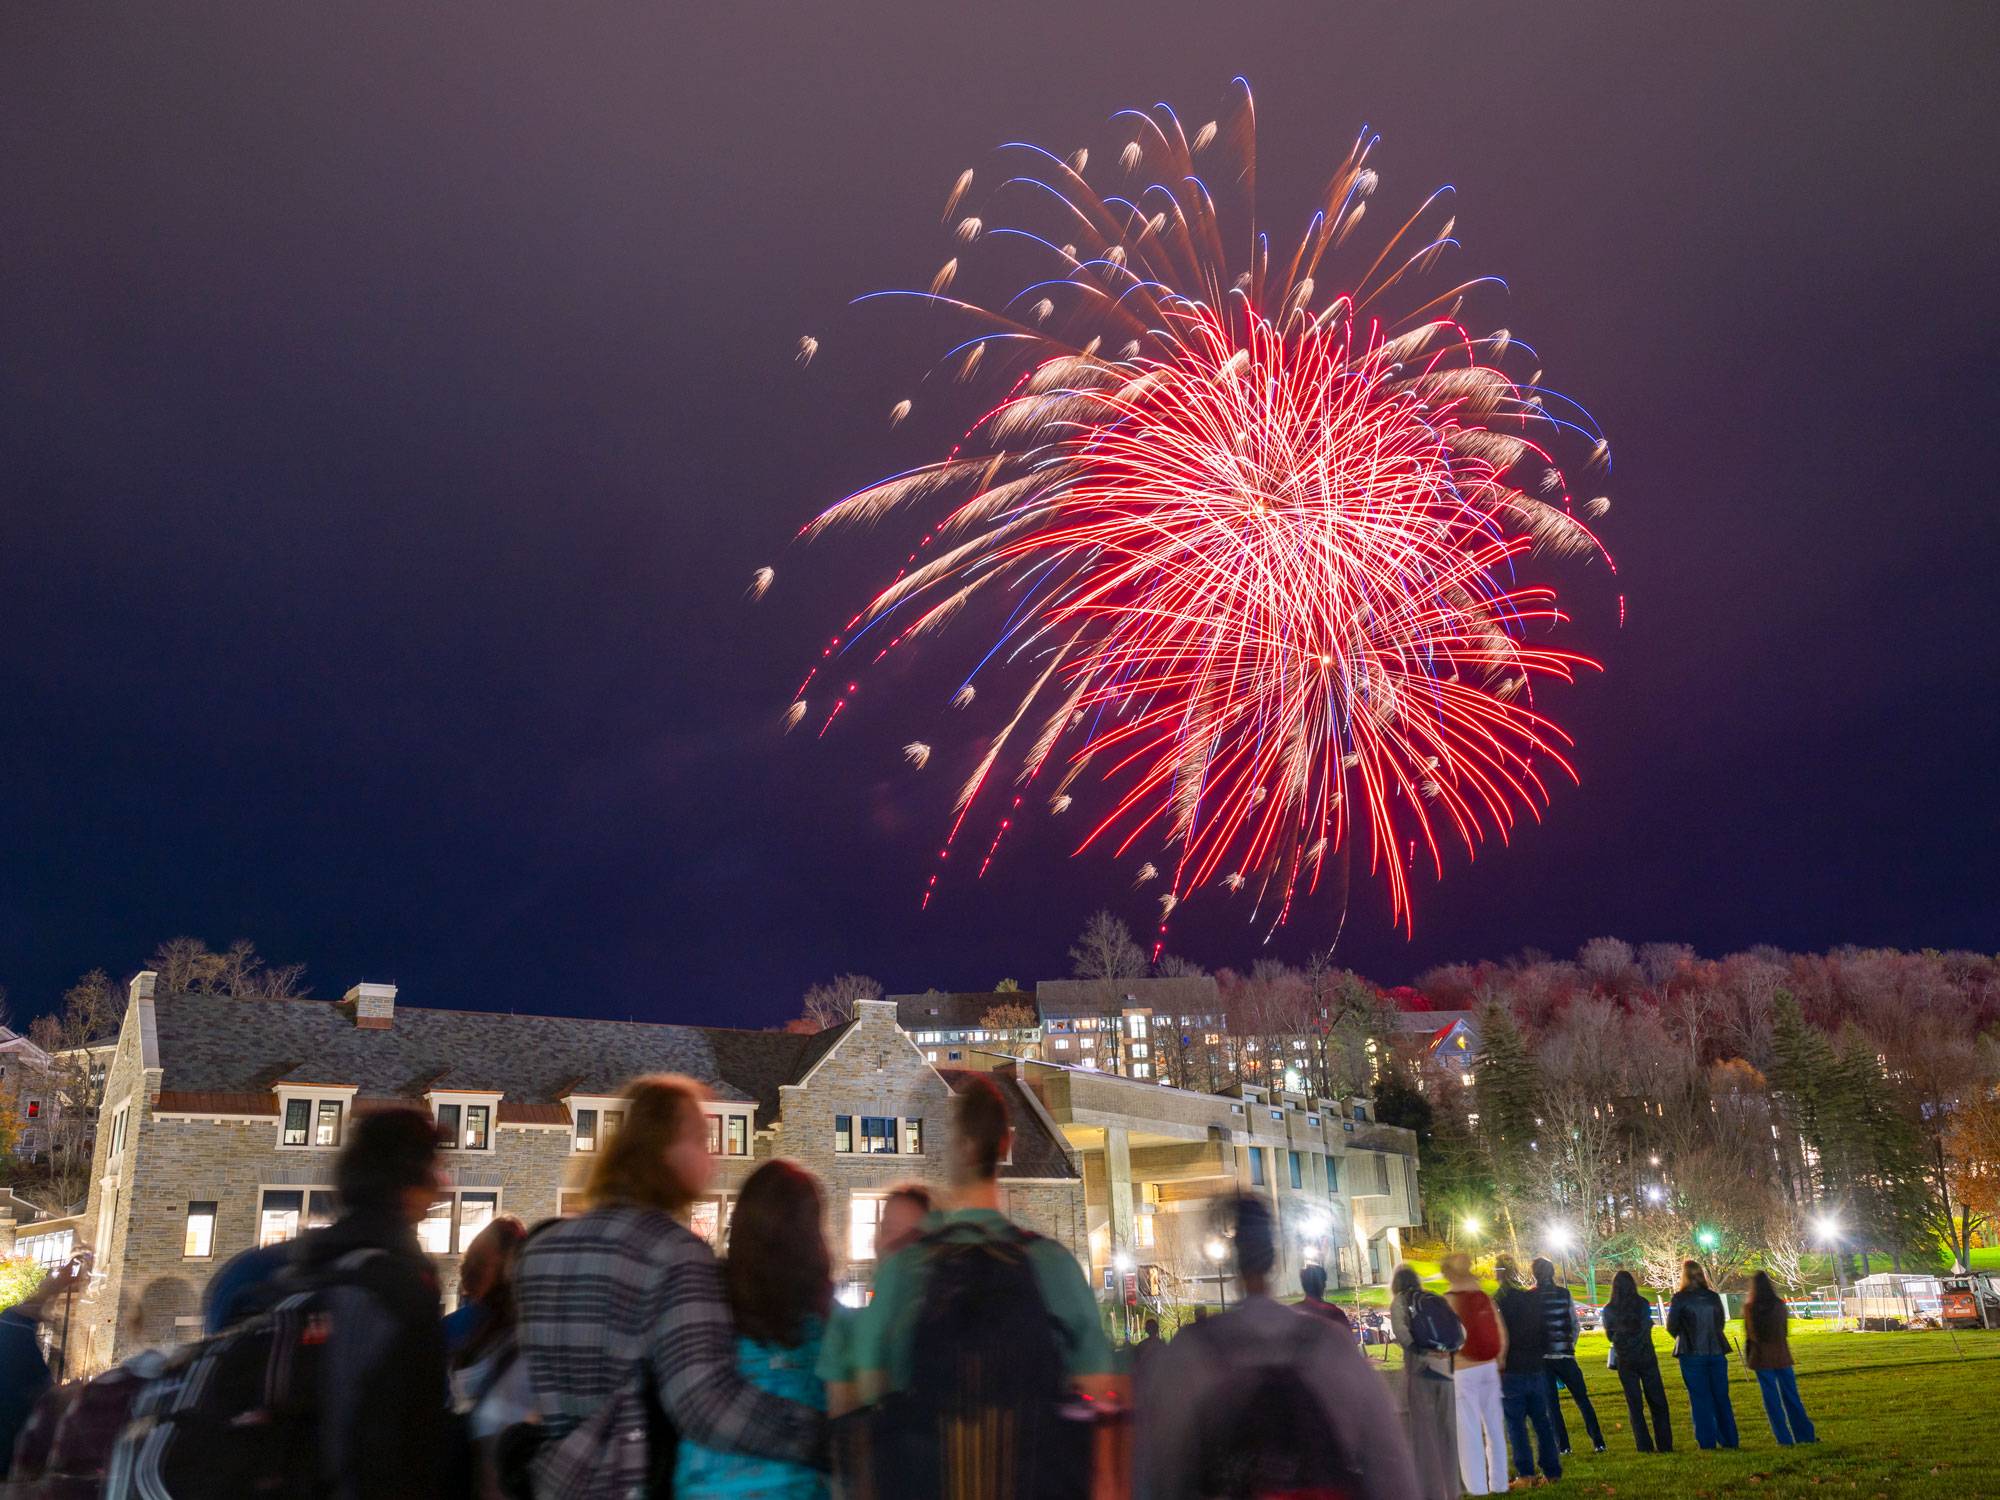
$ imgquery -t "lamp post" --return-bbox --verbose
[1813,1213,1844,1330]
[1204,1236,1229,1312]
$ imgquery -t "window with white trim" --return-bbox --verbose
[108,1102,131,1159]
[417,1189,501,1255]
[183,1201,218,1259]
[848,1195,887,1261]
[278,1093,350,1150]
[432,1095,498,1152]
[833,1114,921,1155]
[258,1187,337,1247]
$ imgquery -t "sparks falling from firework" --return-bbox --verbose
[784,80,1617,940]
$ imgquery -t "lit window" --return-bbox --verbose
[903,1118,923,1154]
[25,1099,41,1119]
[436,1102,461,1146]
[418,1198,455,1255]
[1132,1063,1151,1079]
[283,1099,312,1147]
[849,1196,886,1261]
[458,1191,498,1249]
[690,1200,721,1244]
[834,1114,853,1153]
[727,1115,750,1157]
[859,1117,898,1154]
[1289,1151,1303,1190]
[462,1105,490,1151]
[315,1100,342,1148]
[183,1202,218,1259]
[706,1112,725,1155]
[257,1189,333,1246]
[1054,1038,1070,1050]
[575,1108,598,1152]
[1136,1213,1155,1249]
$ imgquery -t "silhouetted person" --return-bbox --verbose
[1531,1255,1603,1453]
[1296,1262,1353,1333]
[1743,1271,1816,1446]
[1601,1270,1672,1453]
[1493,1255,1561,1484]
[1666,1259,1738,1450]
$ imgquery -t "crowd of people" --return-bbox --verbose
[0,1072,1821,1499]
[1384,1245,1821,1495]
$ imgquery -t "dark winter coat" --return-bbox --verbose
[1494,1284,1547,1375]
[1600,1292,1661,1369]
[1665,1286,1730,1358]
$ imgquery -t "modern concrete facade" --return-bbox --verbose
[68,981,1083,1372]
[997,1056,1422,1307]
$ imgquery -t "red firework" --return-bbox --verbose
[778,82,1615,939]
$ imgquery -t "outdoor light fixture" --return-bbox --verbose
[1546,1224,1576,1251]
[1112,1250,1135,1273]
[1812,1213,1841,1241]
[1696,1228,1719,1251]
[1644,1185,1665,1204]
[1204,1236,1227,1263]
[1462,1216,1483,1236]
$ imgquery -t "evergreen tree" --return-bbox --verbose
[1766,989,1836,1201]
[1472,1002,1542,1258]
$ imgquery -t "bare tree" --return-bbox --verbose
[1069,910,1146,982]
[21,969,123,1213]
[146,937,305,998]
[1153,953,1207,979]
[798,974,882,1032]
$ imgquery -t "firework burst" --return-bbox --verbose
[784,80,1617,940]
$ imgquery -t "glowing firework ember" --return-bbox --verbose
[785,81,1616,938]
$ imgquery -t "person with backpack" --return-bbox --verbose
[1138,1194,1420,1500]
[15,1286,173,1498]
[1600,1271,1672,1453]
[1665,1259,1738,1450]
[849,1075,1116,1499]
[1492,1254,1562,1486]
[515,1075,825,1497]
[1441,1250,1508,1496]
[1389,1262,1462,1500]
[1531,1255,1604,1454]
[104,1105,456,1500]
[1742,1271,1815,1446]
[676,1160,845,1499]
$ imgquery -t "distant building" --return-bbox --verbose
[892,990,1041,1064]
[1386,1009,1483,1088]
[1034,976,1224,1083]
[69,977,1083,1372]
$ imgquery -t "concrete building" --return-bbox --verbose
[70,978,1083,1371]
[998,1056,1422,1307]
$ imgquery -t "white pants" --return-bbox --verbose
[1453,1360,1508,1494]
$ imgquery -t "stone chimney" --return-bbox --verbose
[129,970,157,1003]
[343,982,398,1030]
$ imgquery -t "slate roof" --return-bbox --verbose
[890,991,1031,1032]
[1034,975,1222,1020]
[150,993,843,1127]
[936,1069,1080,1182]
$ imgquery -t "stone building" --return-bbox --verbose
[71,978,1083,1370]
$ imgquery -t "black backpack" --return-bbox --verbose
[866,1223,1092,1500]
[1188,1319,1359,1500]
[1405,1289,1466,1354]
[104,1249,387,1500]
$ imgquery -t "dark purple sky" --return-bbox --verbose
[3,2,1995,1029]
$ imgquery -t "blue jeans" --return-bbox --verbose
[1755,1366,1817,1444]
[1501,1371,1563,1479]
[1677,1354,1739,1449]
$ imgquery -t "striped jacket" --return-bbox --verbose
[517,1205,823,1497]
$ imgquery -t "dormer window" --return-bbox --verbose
[428,1090,502,1152]
[277,1087,356,1150]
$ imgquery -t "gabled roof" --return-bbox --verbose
[890,991,1029,1031]
[149,992,843,1125]
[936,1069,1080,1182]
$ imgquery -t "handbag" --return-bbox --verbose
[1606,1345,1618,1371]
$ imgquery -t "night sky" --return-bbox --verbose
[3,3,1995,1030]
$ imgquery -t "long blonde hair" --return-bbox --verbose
[585,1074,710,1214]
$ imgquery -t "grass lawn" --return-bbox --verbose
[1368,1322,2000,1499]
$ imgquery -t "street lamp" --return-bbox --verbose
[1696,1227,1719,1254]
[1462,1215,1483,1242]
[1813,1212,1844,1330]
[1204,1235,1230,1312]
